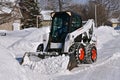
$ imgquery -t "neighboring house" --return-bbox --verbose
[11,5,23,30]
[110,18,120,27]
[41,10,53,26]
[0,1,23,31]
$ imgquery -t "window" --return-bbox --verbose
[51,14,69,42]
[70,16,82,32]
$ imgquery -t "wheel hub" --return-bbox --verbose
[79,48,85,60]
[92,49,97,60]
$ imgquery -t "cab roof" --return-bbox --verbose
[51,11,81,18]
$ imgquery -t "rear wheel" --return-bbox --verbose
[85,44,97,63]
[91,47,97,62]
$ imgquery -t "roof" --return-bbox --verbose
[110,18,120,23]
[41,10,53,21]
[0,0,15,2]
[1,7,12,13]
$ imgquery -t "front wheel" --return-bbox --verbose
[67,44,77,70]
[67,43,86,70]
[76,44,85,64]
[36,44,44,52]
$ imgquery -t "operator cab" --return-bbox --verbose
[50,11,82,42]
[48,11,82,52]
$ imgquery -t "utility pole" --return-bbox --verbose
[58,0,62,11]
[95,4,97,27]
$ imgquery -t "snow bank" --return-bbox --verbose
[9,40,35,57]
[0,36,21,48]
[0,27,50,57]
[0,27,51,80]
[95,26,119,49]
[0,46,28,80]
[0,26,52,80]
[24,27,50,42]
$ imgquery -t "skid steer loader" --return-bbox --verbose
[22,11,97,70]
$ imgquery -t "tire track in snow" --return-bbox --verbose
[70,52,120,74]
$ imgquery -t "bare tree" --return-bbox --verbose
[67,4,88,20]
[0,1,21,25]
[88,1,108,26]
[43,0,72,11]
[67,1,108,26]
[90,0,120,17]
[112,11,120,18]
[88,0,120,26]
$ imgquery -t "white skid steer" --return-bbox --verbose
[22,11,97,70]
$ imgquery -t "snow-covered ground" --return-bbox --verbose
[0,26,120,80]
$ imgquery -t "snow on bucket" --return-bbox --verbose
[22,54,69,75]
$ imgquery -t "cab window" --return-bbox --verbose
[70,16,82,32]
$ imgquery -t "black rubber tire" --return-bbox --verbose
[37,44,44,52]
[85,44,97,64]
[67,43,85,70]
[67,44,77,70]
[76,44,85,64]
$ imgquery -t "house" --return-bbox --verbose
[0,1,23,31]
[40,10,53,26]
[110,18,120,27]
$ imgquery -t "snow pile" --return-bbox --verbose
[95,26,119,49]
[0,27,51,80]
[89,52,120,69]
[0,36,21,49]
[0,46,28,80]
[22,55,69,75]
[24,27,50,42]
[0,27,50,57]
[9,40,35,57]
